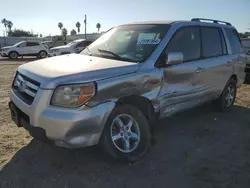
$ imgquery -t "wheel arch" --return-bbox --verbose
[116,95,158,126]
[8,50,19,56]
[230,74,237,82]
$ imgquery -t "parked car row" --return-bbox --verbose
[0,39,93,59]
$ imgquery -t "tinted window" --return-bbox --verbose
[167,27,200,62]
[225,28,242,54]
[220,30,228,55]
[26,42,39,46]
[201,27,222,58]
[18,42,26,47]
[76,41,92,48]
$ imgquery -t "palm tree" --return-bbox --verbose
[70,29,77,35]
[76,22,81,34]
[1,18,7,34]
[7,21,13,34]
[58,22,63,33]
[62,28,67,40]
[96,23,101,33]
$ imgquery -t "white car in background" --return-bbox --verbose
[48,39,93,57]
[0,41,48,59]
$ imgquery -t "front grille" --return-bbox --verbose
[12,72,40,105]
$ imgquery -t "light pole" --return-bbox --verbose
[84,14,87,39]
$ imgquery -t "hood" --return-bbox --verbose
[1,46,13,50]
[18,54,139,89]
[50,45,70,50]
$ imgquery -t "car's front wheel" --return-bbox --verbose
[8,51,18,59]
[38,50,48,58]
[100,104,151,162]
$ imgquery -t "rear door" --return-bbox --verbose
[199,27,232,94]
[224,28,246,85]
[159,26,206,117]
[26,42,41,54]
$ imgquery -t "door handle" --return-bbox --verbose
[226,61,231,66]
[195,67,205,73]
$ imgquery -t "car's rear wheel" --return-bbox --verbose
[215,78,237,111]
[8,51,18,59]
[100,104,151,162]
[38,50,47,58]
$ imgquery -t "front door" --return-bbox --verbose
[158,26,207,117]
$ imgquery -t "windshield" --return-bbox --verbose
[67,41,79,46]
[13,41,25,46]
[80,24,170,62]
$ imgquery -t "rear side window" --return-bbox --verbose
[201,27,222,58]
[167,27,201,62]
[220,30,228,55]
[225,28,242,54]
[26,42,40,46]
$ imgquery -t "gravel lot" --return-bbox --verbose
[0,57,250,188]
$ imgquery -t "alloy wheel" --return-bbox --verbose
[110,114,140,153]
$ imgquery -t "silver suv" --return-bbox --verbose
[9,18,246,162]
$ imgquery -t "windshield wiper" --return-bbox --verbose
[97,48,137,62]
[97,49,122,60]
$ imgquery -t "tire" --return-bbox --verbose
[38,50,47,58]
[214,78,237,111]
[8,51,18,59]
[244,74,250,84]
[100,104,151,162]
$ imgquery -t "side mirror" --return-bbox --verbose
[166,52,184,66]
[247,50,250,55]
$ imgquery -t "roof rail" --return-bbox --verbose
[191,18,232,26]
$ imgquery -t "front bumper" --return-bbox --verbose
[0,51,8,57]
[9,88,115,148]
[48,52,61,57]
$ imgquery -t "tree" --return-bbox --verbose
[8,29,36,37]
[96,23,101,33]
[40,34,43,38]
[1,18,7,34]
[7,21,13,32]
[58,22,63,33]
[76,22,81,33]
[62,28,67,40]
[70,29,77,35]
[239,32,248,38]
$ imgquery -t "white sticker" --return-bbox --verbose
[137,39,161,45]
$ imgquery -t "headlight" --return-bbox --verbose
[1,48,9,51]
[51,82,96,107]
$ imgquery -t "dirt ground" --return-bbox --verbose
[0,57,250,188]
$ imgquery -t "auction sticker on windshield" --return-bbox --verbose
[137,39,161,44]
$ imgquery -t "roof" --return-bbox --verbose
[121,20,180,25]
[119,19,235,29]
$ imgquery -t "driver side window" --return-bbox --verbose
[167,27,201,62]
[18,42,26,48]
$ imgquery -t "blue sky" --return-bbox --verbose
[0,0,249,36]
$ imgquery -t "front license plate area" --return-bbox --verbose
[9,102,20,126]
